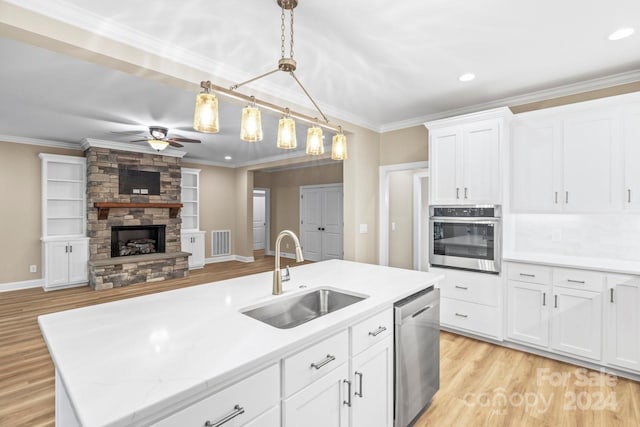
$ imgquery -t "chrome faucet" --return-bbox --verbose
[273,230,304,295]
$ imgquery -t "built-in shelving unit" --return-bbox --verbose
[181,168,200,231]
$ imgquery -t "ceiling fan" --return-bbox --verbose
[130,126,201,151]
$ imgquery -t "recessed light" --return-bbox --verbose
[224,156,232,160]
[608,28,634,41]
[458,73,476,82]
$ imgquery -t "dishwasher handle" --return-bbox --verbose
[411,305,433,318]
[395,288,440,324]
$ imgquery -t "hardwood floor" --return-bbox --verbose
[1,258,638,426]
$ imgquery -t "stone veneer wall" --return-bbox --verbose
[85,147,188,289]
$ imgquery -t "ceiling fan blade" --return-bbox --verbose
[169,137,201,143]
[168,141,184,148]
[110,130,146,136]
[130,139,150,143]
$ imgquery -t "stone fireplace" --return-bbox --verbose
[84,144,189,289]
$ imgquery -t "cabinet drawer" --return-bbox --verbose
[553,268,604,292]
[433,267,501,306]
[351,308,393,356]
[283,329,349,397]
[153,363,279,427]
[441,297,502,339]
[507,263,552,285]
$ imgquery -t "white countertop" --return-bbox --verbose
[503,252,640,275]
[38,260,443,427]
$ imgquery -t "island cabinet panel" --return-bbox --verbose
[606,275,640,372]
[152,363,279,427]
[283,363,350,427]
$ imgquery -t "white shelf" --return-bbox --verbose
[47,197,84,201]
[47,178,84,183]
[181,168,201,232]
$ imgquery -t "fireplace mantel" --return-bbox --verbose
[94,202,183,220]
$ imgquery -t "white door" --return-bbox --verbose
[429,127,461,204]
[300,189,323,262]
[253,191,267,250]
[67,239,88,284]
[462,120,500,204]
[624,106,640,211]
[563,113,618,212]
[322,187,343,260]
[283,363,349,427]
[46,241,69,288]
[550,287,602,360]
[606,275,640,372]
[511,120,562,212]
[507,280,550,347]
[351,338,393,427]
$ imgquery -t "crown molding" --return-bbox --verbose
[424,107,513,130]
[379,69,640,133]
[179,157,234,169]
[0,134,82,150]
[80,138,187,158]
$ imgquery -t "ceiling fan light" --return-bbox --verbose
[240,105,263,142]
[277,115,297,149]
[306,126,324,155]
[331,132,348,161]
[193,92,219,133]
[147,139,170,151]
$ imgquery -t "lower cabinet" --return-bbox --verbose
[181,231,205,269]
[42,238,89,290]
[606,275,640,372]
[507,280,550,347]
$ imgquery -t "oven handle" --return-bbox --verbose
[430,218,500,224]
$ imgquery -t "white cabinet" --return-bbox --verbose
[42,238,89,290]
[351,337,393,427]
[605,275,640,372]
[623,106,640,211]
[426,108,512,205]
[181,231,205,269]
[507,280,550,348]
[181,168,201,231]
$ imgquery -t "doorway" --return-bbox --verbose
[252,189,270,254]
[300,184,343,261]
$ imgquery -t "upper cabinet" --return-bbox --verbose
[426,108,512,205]
[511,93,640,213]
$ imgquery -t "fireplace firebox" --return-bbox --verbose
[111,225,166,258]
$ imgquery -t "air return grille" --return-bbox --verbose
[211,230,231,256]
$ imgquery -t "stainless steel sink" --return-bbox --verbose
[241,288,368,329]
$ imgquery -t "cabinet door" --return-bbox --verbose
[511,120,562,212]
[429,127,462,204]
[180,233,194,267]
[462,120,500,203]
[321,187,343,260]
[67,239,88,284]
[606,275,640,372]
[46,242,69,288]
[563,113,619,212]
[550,287,602,360]
[190,233,205,269]
[351,337,393,427]
[623,106,640,211]
[284,363,349,427]
[507,280,550,347]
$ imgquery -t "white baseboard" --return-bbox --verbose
[266,250,297,260]
[205,255,256,264]
[0,278,43,292]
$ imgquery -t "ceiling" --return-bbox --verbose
[1,0,639,166]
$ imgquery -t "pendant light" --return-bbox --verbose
[277,108,297,149]
[193,87,219,133]
[331,126,348,160]
[240,96,263,142]
[306,121,324,155]
[147,139,170,151]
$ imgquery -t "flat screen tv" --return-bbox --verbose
[118,167,161,195]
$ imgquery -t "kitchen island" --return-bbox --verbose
[39,260,443,427]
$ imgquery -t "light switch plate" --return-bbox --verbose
[29,265,37,273]
[359,224,368,234]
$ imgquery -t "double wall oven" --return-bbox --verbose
[429,205,502,274]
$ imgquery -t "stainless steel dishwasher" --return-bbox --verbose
[394,286,440,427]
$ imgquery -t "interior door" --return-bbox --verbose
[321,187,343,260]
[300,188,323,261]
[253,191,267,250]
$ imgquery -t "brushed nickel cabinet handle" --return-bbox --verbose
[455,285,468,290]
[464,187,468,199]
[368,326,387,336]
[554,295,558,308]
[456,187,460,199]
[542,292,546,306]
[567,279,585,284]
[555,191,558,204]
[519,273,535,278]
[628,189,632,204]
[205,404,245,427]
[343,379,352,407]
[455,313,468,318]
[310,354,336,370]
[565,191,569,204]
[610,288,615,303]
[355,371,363,398]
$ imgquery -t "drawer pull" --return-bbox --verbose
[519,273,535,278]
[310,354,336,370]
[567,279,585,284]
[610,288,615,303]
[554,295,558,308]
[343,379,352,407]
[205,404,245,427]
[455,313,468,318]
[454,285,468,290]
[542,292,546,306]
[355,371,363,398]
[368,326,387,336]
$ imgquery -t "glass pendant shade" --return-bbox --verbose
[240,106,263,142]
[306,126,324,155]
[147,139,170,151]
[193,92,219,133]
[277,116,297,149]
[331,133,348,160]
